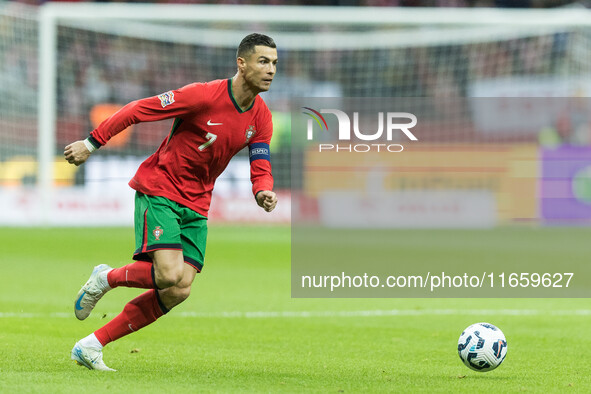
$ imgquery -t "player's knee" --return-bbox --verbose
[155,268,184,289]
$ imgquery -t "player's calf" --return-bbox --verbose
[107,261,156,289]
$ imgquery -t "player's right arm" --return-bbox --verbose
[64,84,202,166]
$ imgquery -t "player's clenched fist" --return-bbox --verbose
[256,190,277,212]
[64,140,92,166]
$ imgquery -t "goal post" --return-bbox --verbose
[38,5,57,224]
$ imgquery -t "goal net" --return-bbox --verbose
[1,3,591,225]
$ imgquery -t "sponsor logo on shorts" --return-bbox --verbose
[153,226,164,241]
[157,91,175,108]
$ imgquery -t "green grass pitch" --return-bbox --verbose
[0,226,590,392]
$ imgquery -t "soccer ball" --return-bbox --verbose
[457,322,507,372]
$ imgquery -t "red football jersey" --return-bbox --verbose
[89,78,274,217]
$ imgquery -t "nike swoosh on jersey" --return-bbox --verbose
[75,291,86,310]
[207,120,223,126]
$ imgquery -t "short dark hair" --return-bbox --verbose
[236,33,276,59]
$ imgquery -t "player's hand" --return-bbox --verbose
[256,190,277,212]
[64,140,92,166]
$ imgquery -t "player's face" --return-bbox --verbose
[242,45,278,92]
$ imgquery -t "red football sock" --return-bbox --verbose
[94,289,168,346]
[107,261,156,289]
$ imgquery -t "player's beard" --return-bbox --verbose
[259,78,272,92]
[247,76,270,94]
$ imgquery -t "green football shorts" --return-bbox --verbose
[133,192,208,272]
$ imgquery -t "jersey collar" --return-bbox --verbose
[227,78,255,114]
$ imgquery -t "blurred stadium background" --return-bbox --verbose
[2,1,591,228]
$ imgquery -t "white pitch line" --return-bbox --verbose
[0,309,590,319]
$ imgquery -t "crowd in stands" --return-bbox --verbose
[1,0,588,156]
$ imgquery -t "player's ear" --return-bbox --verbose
[237,56,246,73]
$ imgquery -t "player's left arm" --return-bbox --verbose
[250,108,277,213]
[255,190,277,213]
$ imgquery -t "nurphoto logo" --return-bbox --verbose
[302,107,418,153]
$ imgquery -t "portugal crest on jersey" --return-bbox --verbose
[153,226,164,241]
[245,125,256,142]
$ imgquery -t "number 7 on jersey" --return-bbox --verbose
[198,132,217,151]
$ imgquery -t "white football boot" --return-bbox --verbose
[71,341,116,372]
[74,264,112,320]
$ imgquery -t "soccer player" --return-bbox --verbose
[64,33,278,371]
